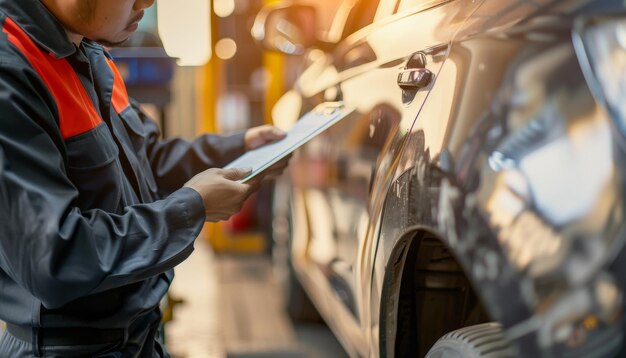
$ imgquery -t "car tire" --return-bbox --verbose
[284,265,323,323]
[392,235,491,356]
[425,323,516,358]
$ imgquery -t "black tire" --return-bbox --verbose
[284,265,323,323]
[426,323,516,358]
[394,235,490,356]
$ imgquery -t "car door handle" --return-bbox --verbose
[397,68,432,90]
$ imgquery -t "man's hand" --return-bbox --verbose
[184,167,261,222]
[244,125,286,150]
[263,155,291,180]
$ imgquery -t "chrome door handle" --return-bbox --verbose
[397,68,432,90]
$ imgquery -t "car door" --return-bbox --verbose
[277,0,483,351]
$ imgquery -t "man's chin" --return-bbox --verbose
[92,37,130,47]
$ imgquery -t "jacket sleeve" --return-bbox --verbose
[133,100,247,195]
[0,63,206,309]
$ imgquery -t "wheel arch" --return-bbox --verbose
[378,226,492,357]
[373,156,529,357]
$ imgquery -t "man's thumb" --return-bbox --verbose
[223,167,253,180]
[269,127,287,140]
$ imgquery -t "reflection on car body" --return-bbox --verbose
[255,0,626,356]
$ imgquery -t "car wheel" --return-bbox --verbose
[425,323,515,358]
[393,234,491,356]
[284,264,323,322]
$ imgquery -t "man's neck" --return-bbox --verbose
[65,30,83,46]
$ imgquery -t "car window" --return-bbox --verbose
[394,0,448,14]
[341,0,381,39]
[375,0,400,21]
[299,0,344,40]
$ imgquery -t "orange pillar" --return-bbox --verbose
[198,1,226,247]
[263,0,285,125]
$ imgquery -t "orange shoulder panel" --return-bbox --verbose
[104,57,130,114]
[2,17,102,139]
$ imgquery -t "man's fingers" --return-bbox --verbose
[263,156,290,175]
[262,127,286,141]
[244,174,264,190]
[222,167,253,181]
[263,167,288,180]
[245,125,287,150]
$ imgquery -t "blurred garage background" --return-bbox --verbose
[113,0,347,357]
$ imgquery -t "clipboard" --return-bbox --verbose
[224,102,355,183]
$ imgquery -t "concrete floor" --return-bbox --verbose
[166,240,348,358]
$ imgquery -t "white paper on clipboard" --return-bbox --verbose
[224,102,354,183]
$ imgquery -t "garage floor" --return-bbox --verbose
[166,239,348,358]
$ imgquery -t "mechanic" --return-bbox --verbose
[0,0,288,356]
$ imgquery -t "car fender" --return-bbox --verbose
[374,31,626,358]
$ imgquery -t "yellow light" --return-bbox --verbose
[582,316,598,331]
[157,0,212,66]
[215,38,237,60]
[213,0,235,18]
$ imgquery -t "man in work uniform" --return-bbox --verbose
[0,0,288,356]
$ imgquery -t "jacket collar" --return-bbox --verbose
[0,0,76,58]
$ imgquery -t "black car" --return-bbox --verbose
[253,0,626,356]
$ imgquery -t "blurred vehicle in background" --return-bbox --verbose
[254,0,626,356]
[110,5,175,135]
[109,46,175,131]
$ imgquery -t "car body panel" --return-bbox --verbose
[373,0,626,356]
[269,0,626,356]
[273,1,486,355]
